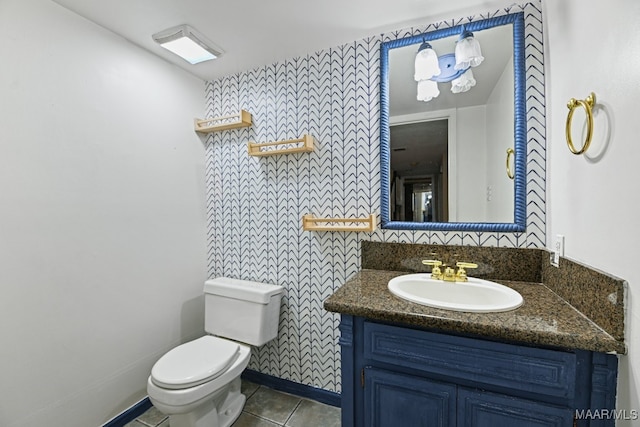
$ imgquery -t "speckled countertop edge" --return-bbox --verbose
[324,269,626,354]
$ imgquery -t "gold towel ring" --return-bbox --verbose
[506,148,515,180]
[566,92,595,155]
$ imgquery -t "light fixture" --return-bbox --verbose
[451,69,476,94]
[454,29,484,70]
[414,27,484,102]
[417,79,440,102]
[414,42,441,81]
[152,25,223,64]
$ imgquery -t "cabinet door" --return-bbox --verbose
[364,367,456,427]
[458,388,574,427]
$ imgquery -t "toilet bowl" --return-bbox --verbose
[148,336,251,427]
[147,278,283,427]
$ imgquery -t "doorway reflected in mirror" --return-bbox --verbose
[390,120,448,223]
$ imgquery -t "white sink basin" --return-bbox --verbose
[388,274,523,313]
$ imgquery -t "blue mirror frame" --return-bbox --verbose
[380,12,526,232]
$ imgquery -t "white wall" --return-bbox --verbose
[0,1,207,426]
[485,55,515,223]
[456,105,487,222]
[544,0,640,423]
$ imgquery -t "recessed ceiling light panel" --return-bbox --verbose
[152,24,223,64]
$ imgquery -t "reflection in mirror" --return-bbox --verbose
[380,13,526,232]
[390,120,449,222]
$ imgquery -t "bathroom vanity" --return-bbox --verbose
[324,245,626,427]
[337,313,617,427]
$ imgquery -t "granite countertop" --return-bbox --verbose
[324,269,626,354]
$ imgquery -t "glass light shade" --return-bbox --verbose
[414,45,441,81]
[454,36,484,70]
[160,37,217,64]
[417,79,440,102]
[451,69,476,93]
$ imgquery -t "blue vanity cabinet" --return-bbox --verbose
[365,367,456,427]
[339,315,618,427]
[457,388,573,427]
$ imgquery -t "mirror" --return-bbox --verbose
[380,13,526,232]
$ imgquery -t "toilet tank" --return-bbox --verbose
[204,277,284,346]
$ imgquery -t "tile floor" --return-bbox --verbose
[125,380,341,427]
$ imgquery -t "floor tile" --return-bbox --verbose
[285,399,341,427]
[241,379,260,399]
[137,380,339,427]
[232,412,281,427]
[243,387,301,424]
[137,406,168,426]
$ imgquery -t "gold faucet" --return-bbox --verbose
[422,259,443,280]
[454,262,478,282]
[421,259,478,282]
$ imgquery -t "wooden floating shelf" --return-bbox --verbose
[194,110,252,133]
[248,134,314,157]
[302,214,376,232]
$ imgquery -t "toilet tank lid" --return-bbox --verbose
[204,277,283,304]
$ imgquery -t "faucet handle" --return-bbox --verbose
[422,259,443,280]
[456,262,478,269]
[455,262,478,282]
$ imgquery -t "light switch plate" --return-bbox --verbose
[551,234,564,267]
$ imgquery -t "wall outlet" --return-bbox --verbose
[551,234,565,267]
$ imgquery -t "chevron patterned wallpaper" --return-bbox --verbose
[204,2,545,393]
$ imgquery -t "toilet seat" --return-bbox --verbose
[151,336,240,390]
[148,343,251,412]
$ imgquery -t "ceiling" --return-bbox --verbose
[387,23,514,179]
[50,0,497,81]
[389,23,513,116]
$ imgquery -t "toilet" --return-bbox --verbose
[147,277,284,427]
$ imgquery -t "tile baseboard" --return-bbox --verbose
[242,369,341,408]
[102,397,152,427]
